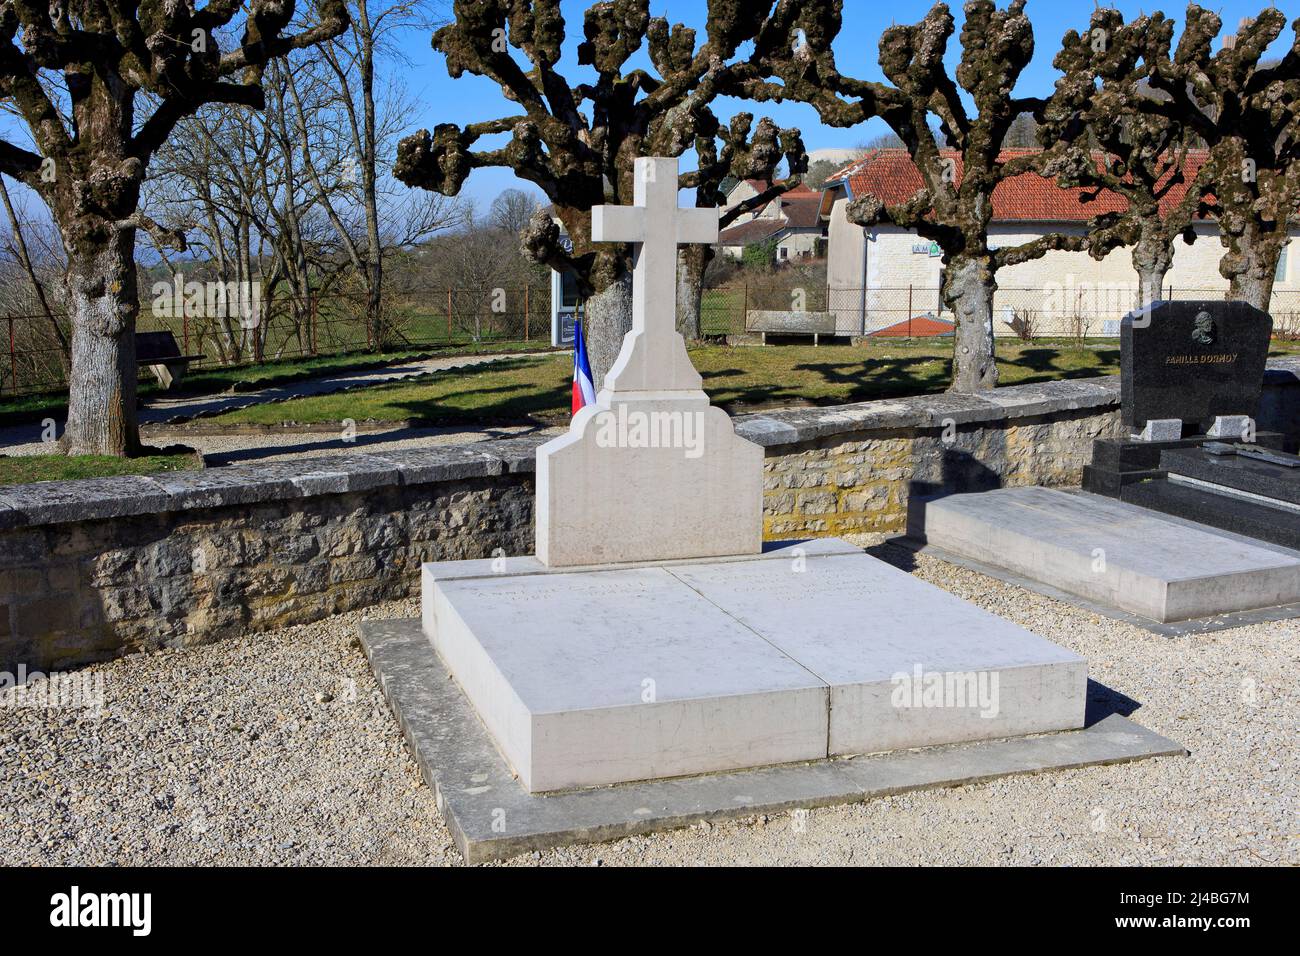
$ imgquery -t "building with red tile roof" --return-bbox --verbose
[827,148,1209,223]
[820,148,1294,338]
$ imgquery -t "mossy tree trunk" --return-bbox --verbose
[1136,6,1300,316]
[760,1,1084,393]
[63,227,142,456]
[393,2,802,388]
[943,255,998,391]
[1042,8,1212,322]
[0,0,349,456]
[1133,233,1174,311]
[676,245,711,342]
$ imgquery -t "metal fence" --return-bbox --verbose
[701,284,1300,340]
[7,281,1300,397]
[1,285,552,397]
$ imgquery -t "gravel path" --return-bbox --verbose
[1,540,1294,866]
[0,351,538,453]
[162,423,566,467]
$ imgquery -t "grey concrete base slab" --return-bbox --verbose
[913,486,1300,622]
[359,618,1185,865]
[422,541,1085,791]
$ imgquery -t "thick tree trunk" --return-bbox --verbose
[62,228,141,456]
[1231,272,1276,311]
[676,245,710,341]
[1133,236,1172,311]
[944,256,998,392]
[1204,128,1298,315]
[584,271,633,391]
[1227,223,1279,310]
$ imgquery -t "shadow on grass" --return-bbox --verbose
[383,357,569,425]
[1008,348,1062,374]
[712,354,950,408]
[996,347,1120,387]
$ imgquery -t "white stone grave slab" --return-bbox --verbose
[669,553,1086,754]
[425,563,828,793]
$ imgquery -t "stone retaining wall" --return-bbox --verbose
[0,443,538,673]
[4,359,1298,672]
[755,378,1128,538]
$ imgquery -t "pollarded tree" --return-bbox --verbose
[1141,4,1300,310]
[1043,8,1217,310]
[677,114,807,340]
[756,0,1085,392]
[0,1,349,456]
[391,0,798,385]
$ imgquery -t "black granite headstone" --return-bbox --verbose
[1121,300,1272,431]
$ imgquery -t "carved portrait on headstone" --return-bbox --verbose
[1192,310,1217,346]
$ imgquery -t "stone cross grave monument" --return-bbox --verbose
[416,157,1086,794]
[536,157,762,567]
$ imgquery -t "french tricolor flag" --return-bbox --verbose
[571,319,596,415]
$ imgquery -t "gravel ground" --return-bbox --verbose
[1,540,1294,866]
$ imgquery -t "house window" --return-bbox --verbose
[778,246,788,261]
[1276,244,1290,283]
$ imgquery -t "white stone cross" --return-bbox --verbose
[591,156,719,395]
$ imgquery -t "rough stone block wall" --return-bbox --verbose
[761,408,1124,538]
[0,475,532,674]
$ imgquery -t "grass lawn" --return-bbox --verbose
[212,339,1143,427]
[0,340,549,428]
[0,453,202,486]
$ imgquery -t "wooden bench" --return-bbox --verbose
[135,331,205,390]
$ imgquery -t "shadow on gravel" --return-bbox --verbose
[864,540,918,572]
[1085,679,1141,727]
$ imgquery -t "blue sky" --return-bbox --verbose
[396,0,1299,207]
[0,1,1294,222]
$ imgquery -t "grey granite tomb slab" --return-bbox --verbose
[1160,447,1300,507]
[912,486,1300,622]
[358,617,1184,864]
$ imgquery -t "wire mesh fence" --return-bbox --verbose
[700,284,1300,340]
[1,285,552,396]
[5,282,1300,397]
